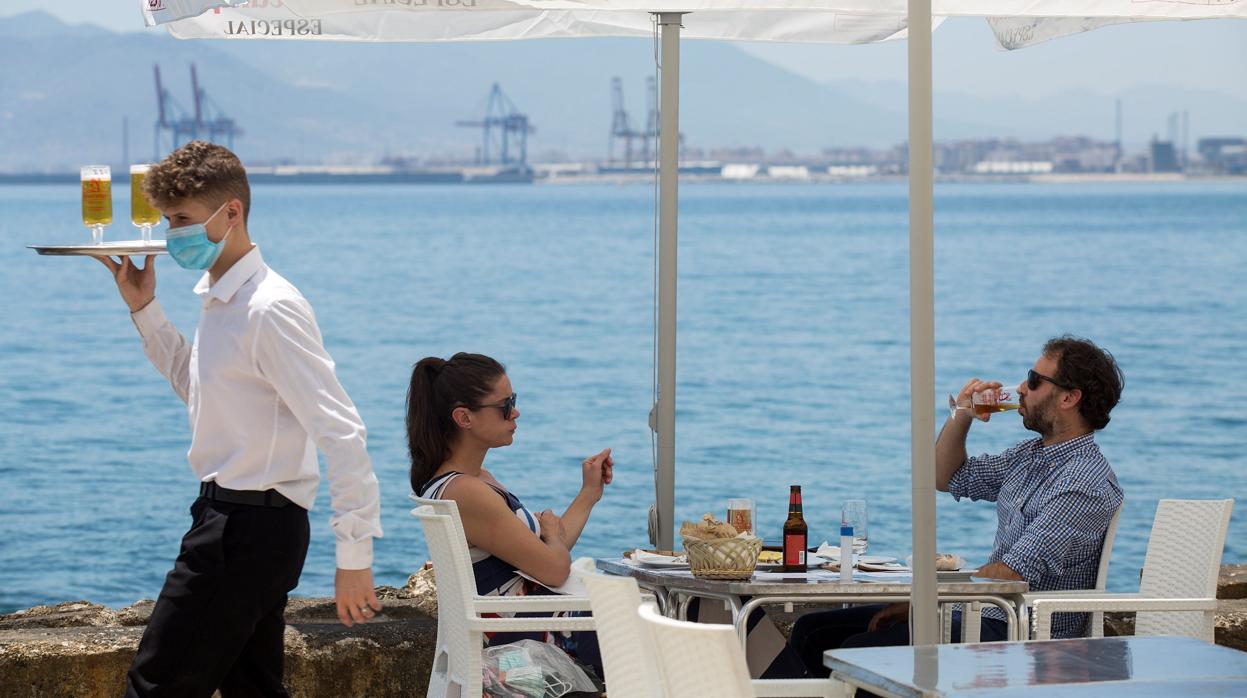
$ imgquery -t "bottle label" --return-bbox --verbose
[784,534,807,566]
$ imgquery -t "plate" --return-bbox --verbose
[636,558,689,569]
[631,550,689,569]
[856,561,909,572]
[30,240,168,257]
[855,555,897,565]
[819,554,897,565]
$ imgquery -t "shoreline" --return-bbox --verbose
[1,171,1243,187]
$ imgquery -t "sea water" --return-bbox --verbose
[1,179,1243,611]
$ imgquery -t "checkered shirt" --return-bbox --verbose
[948,433,1123,638]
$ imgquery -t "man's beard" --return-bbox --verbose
[1021,393,1057,437]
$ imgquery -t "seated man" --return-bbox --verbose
[789,335,1125,675]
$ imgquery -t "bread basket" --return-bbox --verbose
[683,535,762,580]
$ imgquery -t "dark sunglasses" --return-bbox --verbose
[473,393,517,420]
[1027,369,1073,391]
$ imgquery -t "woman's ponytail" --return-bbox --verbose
[407,353,506,494]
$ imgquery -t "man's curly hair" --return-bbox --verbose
[1044,335,1124,431]
[143,141,250,222]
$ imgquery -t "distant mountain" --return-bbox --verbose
[0,11,961,170]
[1,10,1241,170]
[0,10,102,38]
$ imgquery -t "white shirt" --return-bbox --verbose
[131,246,382,569]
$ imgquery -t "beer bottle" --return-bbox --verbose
[782,485,808,573]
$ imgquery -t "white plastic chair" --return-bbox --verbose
[1031,499,1233,641]
[940,505,1121,644]
[578,560,842,698]
[411,499,594,698]
[639,600,759,698]
[1018,504,1122,639]
[570,557,666,698]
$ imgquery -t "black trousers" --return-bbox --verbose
[126,496,310,698]
[788,604,1010,679]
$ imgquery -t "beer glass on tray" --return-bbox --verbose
[80,165,112,245]
[130,164,160,243]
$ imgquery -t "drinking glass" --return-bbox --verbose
[80,165,112,245]
[947,384,1019,421]
[130,164,160,243]
[842,499,868,554]
[727,498,755,535]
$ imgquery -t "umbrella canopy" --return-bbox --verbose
[149,0,1243,43]
[140,0,1246,646]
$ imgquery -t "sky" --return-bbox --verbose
[3,0,1245,99]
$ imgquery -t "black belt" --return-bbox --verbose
[199,481,293,508]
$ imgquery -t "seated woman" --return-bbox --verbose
[408,352,611,678]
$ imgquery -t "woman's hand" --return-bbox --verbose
[580,448,614,501]
[538,509,568,548]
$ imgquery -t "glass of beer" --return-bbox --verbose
[948,384,1020,421]
[81,165,112,245]
[130,164,160,243]
[727,498,755,535]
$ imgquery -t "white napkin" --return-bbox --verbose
[814,541,840,560]
[516,570,589,597]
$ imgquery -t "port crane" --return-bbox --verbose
[153,64,243,158]
[610,76,681,167]
[456,83,534,166]
[609,76,645,166]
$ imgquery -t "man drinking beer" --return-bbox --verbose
[787,335,1124,674]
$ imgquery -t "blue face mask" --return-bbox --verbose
[166,202,234,270]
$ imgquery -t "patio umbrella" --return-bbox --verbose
[140,0,1247,646]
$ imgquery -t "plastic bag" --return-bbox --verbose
[481,640,598,698]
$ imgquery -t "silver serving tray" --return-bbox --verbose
[29,240,168,257]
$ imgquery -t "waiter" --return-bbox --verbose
[98,140,383,697]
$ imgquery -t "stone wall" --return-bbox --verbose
[2,565,1244,697]
[0,571,439,698]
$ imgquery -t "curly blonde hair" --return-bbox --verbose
[143,141,251,222]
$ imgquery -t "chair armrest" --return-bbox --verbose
[475,596,593,613]
[752,678,849,697]
[1022,589,1111,604]
[1030,594,1216,639]
[470,616,596,633]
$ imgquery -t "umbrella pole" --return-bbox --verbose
[907,0,939,646]
[653,12,684,553]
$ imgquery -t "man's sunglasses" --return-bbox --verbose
[473,393,517,420]
[1027,369,1073,391]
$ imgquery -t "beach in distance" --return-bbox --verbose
[0,179,1243,613]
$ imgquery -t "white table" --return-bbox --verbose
[824,635,1247,697]
[596,558,1030,650]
